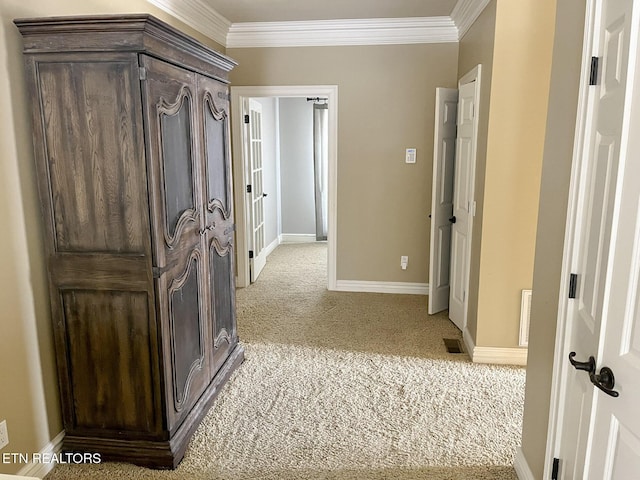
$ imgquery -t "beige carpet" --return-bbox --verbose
[46,243,524,480]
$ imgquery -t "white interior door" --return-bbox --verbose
[429,88,458,315]
[449,72,479,332]
[553,0,639,477]
[247,99,267,282]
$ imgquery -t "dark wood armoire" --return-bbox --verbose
[14,15,244,469]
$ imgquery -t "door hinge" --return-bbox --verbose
[244,114,250,124]
[551,457,560,480]
[589,56,599,85]
[139,66,147,81]
[249,250,254,259]
[569,273,578,299]
[246,184,252,193]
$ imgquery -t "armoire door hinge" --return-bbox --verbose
[551,457,560,480]
[248,250,254,259]
[244,114,250,124]
[139,66,147,81]
[569,273,578,299]
[589,56,599,85]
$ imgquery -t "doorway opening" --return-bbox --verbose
[428,65,482,343]
[231,86,338,290]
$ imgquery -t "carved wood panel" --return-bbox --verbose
[167,251,207,413]
[36,59,147,254]
[62,290,158,434]
[197,75,238,374]
[209,245,237,374]
[140,55,201,259]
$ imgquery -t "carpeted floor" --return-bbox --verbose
[46,243,524,480]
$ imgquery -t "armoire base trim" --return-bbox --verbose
[62,343,245,469]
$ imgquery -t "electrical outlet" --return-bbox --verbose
[400,256,408,270]
[0,420,8,450]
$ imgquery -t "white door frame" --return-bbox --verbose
[454,65,481,338]
[543,0,630,476]
[231,85,338,290]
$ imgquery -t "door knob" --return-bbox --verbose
[263,193,268,197]
[568,352,619,398]
[449,216,457,223]
[590,366,619,397]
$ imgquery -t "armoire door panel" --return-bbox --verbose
[203,93,229,213]
[209,244,237,373]
[156,248,211,432]
[140,54,201,259]
[167,253,207,413]
[61,289,159,435]
[160,95,196,239]
[35,57,148,254]
[198,75,232,218]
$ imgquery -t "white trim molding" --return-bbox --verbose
[279,234,318,244]
[17,431,65,479]
[463,327,528,365]
[148,0,490,48]
[231,85,338,291]
[450,0,492,39]
[226,17,458,48]
[264,236,281,258]
[472,346,528,366]
[514,447,536,480]
[335,281,429,295]
[147,0,231,46]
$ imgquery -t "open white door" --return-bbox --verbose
[246,99,267,282]
[449,68,480,332]
[429,88,458,315]
[550,0,640,477]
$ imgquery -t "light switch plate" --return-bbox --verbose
[405,148,416,164]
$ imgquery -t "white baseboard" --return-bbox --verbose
[17,431,65,479]
[462,326,528,365]
[279,234,317,243]
[514,447,536,480]
[335,280,429,295]
[473,346,528,366]
[263,236,280,257]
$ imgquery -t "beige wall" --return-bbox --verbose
[228,44,460,283]
[520,0,586,477]
[461,0,556,348]
[0,0,222,474]
[457,0,497,342]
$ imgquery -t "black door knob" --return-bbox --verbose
[263,193,268,197]
[449,216,457,223]
[568,352,619,398]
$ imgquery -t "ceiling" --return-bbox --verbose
[204,0,459,23]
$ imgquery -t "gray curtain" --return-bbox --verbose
[313,103,329,241]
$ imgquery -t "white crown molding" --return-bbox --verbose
[148,0,490,48]
[450,0,491,39]
[147,0,230,46]
[226,17,458,48]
